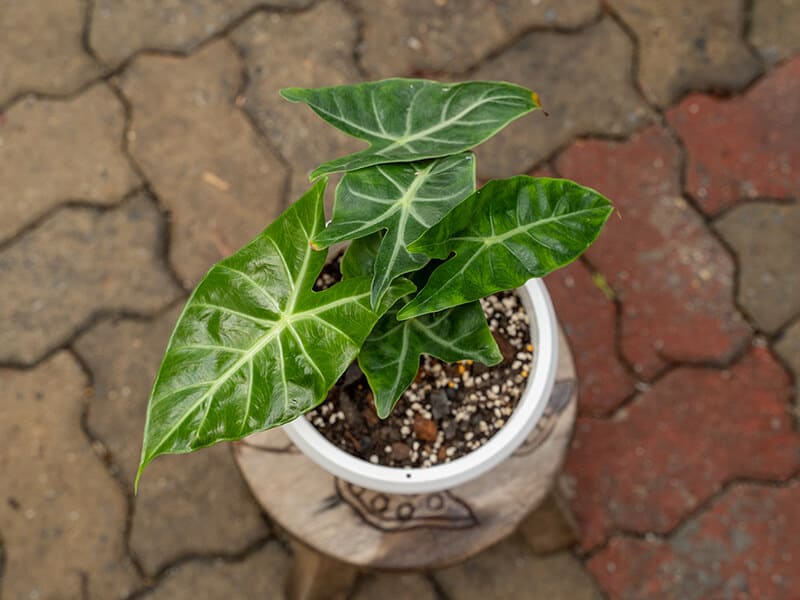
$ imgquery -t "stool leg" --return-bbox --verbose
[286,540,358,600]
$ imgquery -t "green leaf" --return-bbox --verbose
[340,232,382,280]
[280,79,540,178]
[398,177,614,320]
[313,154,475,307]
[136,179,414,488]
[360,301,502,418]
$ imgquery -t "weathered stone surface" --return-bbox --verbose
[0,84,139,241]
[232,5,364,205]
[667,57,800,216]
[355,0,601,78]
[750,0,800,64]
[715,202,800,334]
[546,261,635,415]
[140,542,290,599]
[589,482,800,600]
[0,0,100,106]
[89,0,313,67]
[518,492,579,553]
[608,0,761,108]
[74,308,269,576]
[0,353,140,599]
[775,320,800,402]
[435,534,602,600]
[120,40,287,285]
[565,347,800,551]
[353,573,437,600]
[555,126,751,379]
[471,18,653,180]
[0,195,180,364]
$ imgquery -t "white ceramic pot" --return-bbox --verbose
[283,278,559,494]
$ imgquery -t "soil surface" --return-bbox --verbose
[309,259,534,469]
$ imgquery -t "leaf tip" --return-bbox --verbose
[279,87,304,102]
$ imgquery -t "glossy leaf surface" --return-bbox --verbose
[340,232,381,280]
[360,301,502,418]
[313,154,475,307]
[280,79,540,178]
[137,180,413,486]
[398,177,614,319]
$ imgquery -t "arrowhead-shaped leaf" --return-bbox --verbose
[360,301,502,418]
[136,179,414,488]
[398,177,614,320]
[313,154,475,307]
[280,79,540,178]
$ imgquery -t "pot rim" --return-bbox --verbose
[283,278,558,494]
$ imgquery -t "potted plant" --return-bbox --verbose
[136,79,612,495]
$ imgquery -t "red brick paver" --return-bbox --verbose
[589,482,800,600]
[667,56,800,216]
[565,346,800,551]
[555,125,751,379]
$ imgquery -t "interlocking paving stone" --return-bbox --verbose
[139,542,290,599]
[547,261,636,415]
[715,202,800,334]
[588,482,800,600]
[775,320,800,403]
[89,0,313,67]
[667,56,800,216]
[74,308,270,576]
[120,40,288,285]
[750,0,800,65]
[518,492,580,553]
[607,0,761,108]
[565,346,800,551]
[0,0,100,106]
[353,573,437,600]
[231,4,364,205]
[0,353,140,599]
[434,534,602,600]
[354,0,601,78]
[0,195,180,365]
[555,125,751,379]
[471,18,653,180]
[0,84,139,242]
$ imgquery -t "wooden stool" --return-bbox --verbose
[234,328,577,600]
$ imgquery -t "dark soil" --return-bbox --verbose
[308,257,534,469]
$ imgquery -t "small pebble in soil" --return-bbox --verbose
[307,257,534,469]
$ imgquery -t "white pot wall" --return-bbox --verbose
[283,278,558,494]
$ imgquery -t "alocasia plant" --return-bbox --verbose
[137,78,613,487]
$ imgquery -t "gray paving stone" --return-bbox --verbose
[89,0,314,67]
[0,195,180,364]
[120,40,288,286]
[0,0,100,106]
[352,573,437,600]
[0,353,140,600]
[74,308,269,576]
[518,493,579,553]
[715,202,800,334]
[750,0,800,65]
[608,0,761,107]
[0,84,139,242]
[434,534,602,600]
[354,0,601,78]
[140,542,290,600]
[231,4,364,206]
[775,320,800,405]
[470,18,653,180]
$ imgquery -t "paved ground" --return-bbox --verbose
[1,1,799,598]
